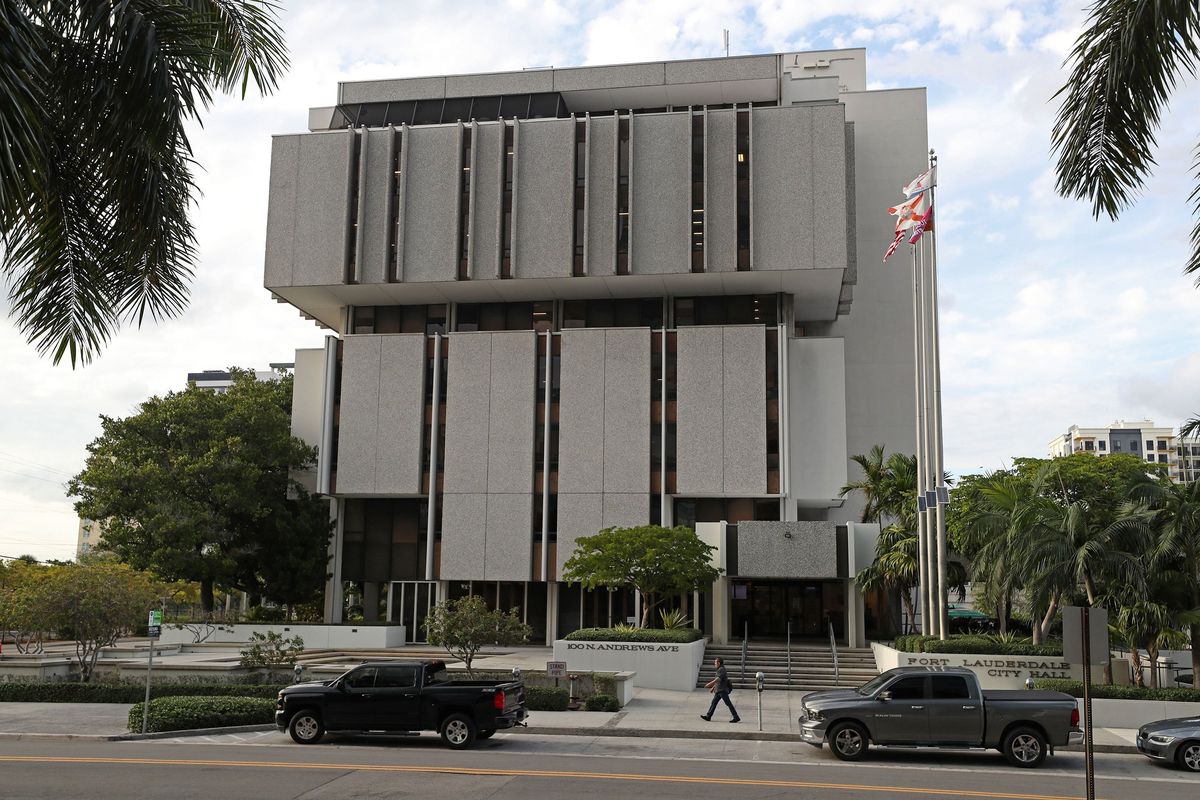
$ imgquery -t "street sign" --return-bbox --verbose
[546,661,567,678]
[1063,606,1109,665]
[147,610,162,639]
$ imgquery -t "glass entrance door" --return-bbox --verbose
[389,581,436,643]
[730,580,844,641]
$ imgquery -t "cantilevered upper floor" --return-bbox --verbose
[265,51,877,329]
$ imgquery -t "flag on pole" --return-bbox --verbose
[902,166,937,198]
[907,205,934,244]
[882,229,905,262]
[888,193,927,232]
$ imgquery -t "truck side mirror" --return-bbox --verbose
[877,690,892,702]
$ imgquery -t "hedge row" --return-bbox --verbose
[0,683,286,703]
[1033,679,1200,703]
[584,694,620,712]
[563,627,704,643]
[894,634,1063,656]
[525,686,569,711]
[127,696,276,733]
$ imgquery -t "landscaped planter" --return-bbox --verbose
[552,638,706,691]
[158,623,406,648]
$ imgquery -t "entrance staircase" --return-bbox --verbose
[697,642,878,692]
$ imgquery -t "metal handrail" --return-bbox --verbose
[741,621,748,682]
[829,621,840,687]
[786,620,792,686]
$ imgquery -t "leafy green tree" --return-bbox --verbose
[69,370,332,613]
[0,1,289,366]
[841,445,891,523]
[239,631,305,682]
[0,558,47,654]
[1052,0,1200,277]
[561,525,721,628]
[1011,453,1167,528]
[423,594,532,677]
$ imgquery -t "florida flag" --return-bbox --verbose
[887,193,927,232]
[902,167,936,198]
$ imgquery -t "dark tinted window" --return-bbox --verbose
[887,676,927,700]
[442,97,471,122]
[471,96,501,121]
[931,676,971,699]
[413,99,444,125]
[376,666,418,688]
[345,667,377,689]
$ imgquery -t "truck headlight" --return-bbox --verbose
[806,708,824,722]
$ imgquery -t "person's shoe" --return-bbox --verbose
[730,717,741,723]
[700,715,711,722]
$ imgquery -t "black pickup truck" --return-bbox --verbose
[275,660,527,749]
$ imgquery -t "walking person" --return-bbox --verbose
[701,656,740,723]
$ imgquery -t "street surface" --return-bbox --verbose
[0,731,1194,799]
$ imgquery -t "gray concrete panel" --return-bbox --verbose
[812,105,848,271]
[585,115,617,276]
[789,337,848,503]
[675,327,724,494]
[722,326,767,494]
[376,334,426,494]
[293,131,351,286]
[443,333,492,494]
[705,110,737,273]
[335,336,381,494]
[439,493,487,580]
[665,55,778,84]
[556,493,603,576]
[555,63,665,92]
[735,521,837,578]
[602,329,651,494]
[340,77,446,105]
[447,70,554,97]
[265,135,298,288]
[402,125,459,282]
[514,119,574,279]
[630,114,690,275]
[484,493,533,581]
[486,332,537,495]
[557,330,606,494]
[751,107,813,272]
[357,127,394,284]
[602,493,649,529]
[470,122,503,280]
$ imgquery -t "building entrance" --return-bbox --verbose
[387,581,437,643]
[729,579,845,641]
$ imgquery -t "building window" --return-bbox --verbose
[616,115,631,274]
[1098,441,1106,451]
[1084,441,1094,451]
[1113,441,1122,452]
[1159,454,1168,463]
[691,112,704,272]
[735,109,750,270]
[1131,440,1138,451]
[572,118,586,276]
[455,301,553,331]
[346,128,364,283]
[457,126,472,280]
[673,294,779,326]
[1159,440,1169,450]
[501,123,514,277]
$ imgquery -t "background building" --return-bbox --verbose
[186,366,292,392]
[266,50,927,645]
[75,517,102,558]
[1048,419,1196,483]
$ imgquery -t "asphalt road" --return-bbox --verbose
[0,732,1194,799]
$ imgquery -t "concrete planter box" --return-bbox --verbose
[159,624,406,648]
[873,642,1084,690]
[0,658,74,682]
[552,638,706,691]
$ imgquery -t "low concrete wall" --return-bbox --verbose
[873,642,1082,689]
[159,624,406,648]
[0,659,74,682]
[1087,697,1200,729]
[552,639,705,691]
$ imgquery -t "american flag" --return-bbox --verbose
[882,230,905,262]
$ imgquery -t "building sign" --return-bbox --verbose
[899,653,1072,681]
[565,642,681,653]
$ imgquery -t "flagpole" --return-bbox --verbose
[910,232,931,636]
[927,150,950,640]
[919,232,937,638]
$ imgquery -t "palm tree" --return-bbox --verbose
[1052,1,1200,277]
[1,1,289,366]
[840,445,890,523]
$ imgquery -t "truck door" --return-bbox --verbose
[373,665,421,730]
[872,675,929,744]
[324,666,378,729]
[927,674,984,745]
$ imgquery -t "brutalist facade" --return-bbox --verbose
[267,50,925,645]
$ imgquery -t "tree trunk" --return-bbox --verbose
[1082,572,1097,606]
[901,594,915,635]
[200,580,215,614]
[1034,595,1059,645]
[1149,644,1160,689]
[640,594,654,628]
[1130,648,1144,687]
[999,591,1010,636]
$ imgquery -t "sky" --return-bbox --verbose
[2,1,1199,561]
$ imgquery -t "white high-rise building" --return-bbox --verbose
[1048,419,1197,483]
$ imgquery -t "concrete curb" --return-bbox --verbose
[0,723,275,743]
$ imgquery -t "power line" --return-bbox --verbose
[0,467,68,486]
[0,450,75,477]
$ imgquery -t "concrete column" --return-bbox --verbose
[362,582,380,622]
[546,583,559,644]
[712,576,730,645]
[323,497,345,623]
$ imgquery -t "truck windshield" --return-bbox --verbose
[856,673,893,696]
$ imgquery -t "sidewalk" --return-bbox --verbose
[0,687,1140,753]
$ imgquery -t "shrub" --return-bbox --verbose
[524,686,569,711]
[127,696,276,733]
[1033,679,1200,703]
[0,683,285,703]
[239,631,304,681]
[584,694,620,712]
[564,627,703,643]
[895,634,1062,656]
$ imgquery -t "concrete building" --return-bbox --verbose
[1048,419,1194,483]
[265,50,926,646]
[186,367,291,392]
[76,517,103,558]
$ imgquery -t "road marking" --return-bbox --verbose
[0,755,1094,799]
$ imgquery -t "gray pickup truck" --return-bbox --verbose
[799,666,1082,767]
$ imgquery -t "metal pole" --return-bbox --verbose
[829,619,840,687]
[919,236,938,638]
[911,240,930,635]
[1082,606,1095,800]
[927,151,949,640]
[141,636,154,735]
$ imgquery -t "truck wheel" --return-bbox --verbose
[288,710,325,745]
[1177,741,1200,772]
[477,729,496,740]
[440,713,477,749]
[827,722,869,761]
[1002,726,1046,768]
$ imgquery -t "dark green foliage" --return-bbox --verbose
[524,686,569,711]
[0,683,285,703]
[128,696,275,733]
[1033,679,1200,703]
[894,635,1063,656]
[584,694,620,712]
[564,627,704,643]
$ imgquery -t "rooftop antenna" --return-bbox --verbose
[723,29,730,57]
